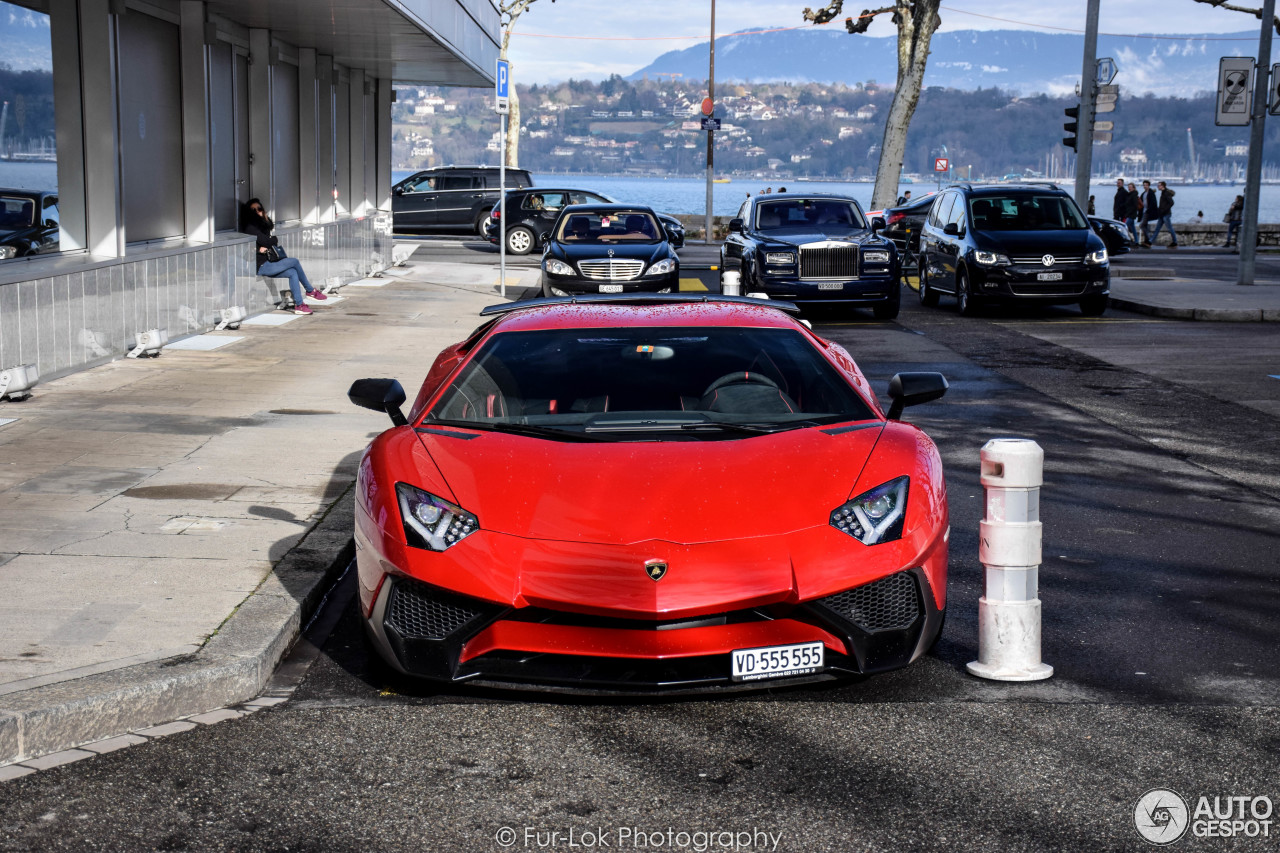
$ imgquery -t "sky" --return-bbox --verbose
[504,0,1272,84]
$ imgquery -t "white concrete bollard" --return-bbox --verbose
[966,438,1054,681]
[721,270,742,296]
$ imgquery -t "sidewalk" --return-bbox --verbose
[1110,276,1280,321]
[0,255,542,766]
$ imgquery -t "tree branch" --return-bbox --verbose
[1190,0,1280,36]
[840,4,900,35]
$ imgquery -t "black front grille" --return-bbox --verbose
[819,572,921,632]
[385,578,492,640]
[1009,281,1090,297]
[800,246,858,279]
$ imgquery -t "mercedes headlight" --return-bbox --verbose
[764,252,795,265]
[0,246,16,260]
[397,483,479,551]
[646,258,677,276]
[544,259,574,275]
[973,250,1011,266]
[1085,248,1109,265]
[829,477,909,545]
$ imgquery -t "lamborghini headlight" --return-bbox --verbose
[396,483,479,551]
[829,476,909,545]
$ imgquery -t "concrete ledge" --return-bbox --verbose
[0,489,356,765]
[1114,267,1176,280]
[1110,296,1279,322]
[1109,297,1195,320]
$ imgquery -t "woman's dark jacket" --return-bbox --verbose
[240,203,279,272]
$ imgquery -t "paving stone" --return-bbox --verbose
[187,708,244,725]
[241,696,289,708]
[133,720,197,738]
[81,734,148,754]
[0,764,37,781]
[19,749,95,770]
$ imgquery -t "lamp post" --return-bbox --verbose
[704,0,715,245]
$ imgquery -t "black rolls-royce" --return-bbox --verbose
[720,193,901,319]
[540,204,680,297]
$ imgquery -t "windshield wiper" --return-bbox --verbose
[426,419,604,442]
[679,419,822,435]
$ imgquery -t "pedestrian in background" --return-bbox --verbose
[241,199,326,315]
[1150,181,1177,249]
[1088,195,1096,216]
[1112,178,1126,221]
[1188,210,1205,224]
[1224,195,1244,249]
[1139,180,1158,247]
[1124,182,1140,242]
[897,190,912,206]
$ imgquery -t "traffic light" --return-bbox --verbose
[1063,105,1080,151]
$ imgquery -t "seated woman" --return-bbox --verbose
[241,199,326,315]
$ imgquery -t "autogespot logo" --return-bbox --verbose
[1135,789,1190,845]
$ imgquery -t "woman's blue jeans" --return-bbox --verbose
[259,257,314,304]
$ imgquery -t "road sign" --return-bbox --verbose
[701,97,714,116]
[1096,57,1118,86]
[934,157,949,172]
[495,59,510,114]
[1270,63,1280,115]
[700,116,721,131]
[1093,120,1114,132]
[1217,56,1253,126]
[1092,131,1112,144]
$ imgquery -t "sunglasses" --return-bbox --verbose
[251,206,264,213]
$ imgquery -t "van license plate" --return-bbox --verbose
[1037,272,1063,281]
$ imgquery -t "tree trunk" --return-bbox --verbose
[870,0,941,211]
[505,84,521,169]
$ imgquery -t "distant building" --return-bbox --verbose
[1225,143,1249,157]
[855,105,877,120]
[1119,147,1148,165]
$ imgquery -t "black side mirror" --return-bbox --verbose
[870,216,886,232]
[943,222,960,237]
[728,218,744,233]
[539,232,551,246]
[887,372,948,420]
[349,378,408,427]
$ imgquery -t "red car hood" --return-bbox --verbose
[417,426,884,545]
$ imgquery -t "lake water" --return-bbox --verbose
[5,160,1261,223]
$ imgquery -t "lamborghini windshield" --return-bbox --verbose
[427,326,877,440]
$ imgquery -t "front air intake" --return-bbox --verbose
[818,571,921,632]
[385,578,494,641]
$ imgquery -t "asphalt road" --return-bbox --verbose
[3,257,1279,852]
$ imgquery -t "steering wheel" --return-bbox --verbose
[702,371,780,397]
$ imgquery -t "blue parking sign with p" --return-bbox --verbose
[496,60,509,99]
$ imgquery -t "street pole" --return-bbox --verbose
[499,110,507,299]
[1239,0,1275,286]
[1074,0,1101,209]
[704,0,715,245]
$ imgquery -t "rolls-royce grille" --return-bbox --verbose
[1012,255,1083,266]
[819,571,921,632]
[800,246,858,280]
[578,259,645,281]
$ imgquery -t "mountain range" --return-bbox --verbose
[629,28,1257,97]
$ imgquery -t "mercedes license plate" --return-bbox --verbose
[731,642,824,682]
[817,282,844,290]
[1037,272,1063,281]
[599,284,624,293]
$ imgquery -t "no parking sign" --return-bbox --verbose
[934,158,949,172]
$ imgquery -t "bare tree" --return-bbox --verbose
[1190,0,1280,34]
[498,0,553,168]
[804,1,941,210]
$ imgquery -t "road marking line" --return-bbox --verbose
[680,277,709,292]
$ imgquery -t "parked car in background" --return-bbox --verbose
[1088,215,1133,257]
[917,183,1110,316]
[392,166,533,235]
[0,189,59,260]
[485,188,685,254]
[868,192,938,277]
[540,204,680,297]
[346,295,950,691]
[720,193,901,319]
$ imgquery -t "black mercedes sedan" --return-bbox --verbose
[720,193,901,319]
[0,189,59,261]
[540,204,680,297]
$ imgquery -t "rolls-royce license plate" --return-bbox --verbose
[599,284,624,293]
[1037,272,1063,281]
[817,282,844,290]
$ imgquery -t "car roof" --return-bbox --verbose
[962,183,1069,196]
[479,297,802,333]
[556,203,658,214]
[755,192,859,203]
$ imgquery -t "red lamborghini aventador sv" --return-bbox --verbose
[348,295,949,692]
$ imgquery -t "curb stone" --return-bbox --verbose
[0,487,356,766]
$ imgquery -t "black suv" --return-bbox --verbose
[917,183,1110,316]
[392,166,533,235]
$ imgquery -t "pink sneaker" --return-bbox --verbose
[308,289,328,301]
[293,303,313,315]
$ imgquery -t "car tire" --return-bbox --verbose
[956,269,981,316]
[1079,293,1109,316]
[873,283,901,320]
[473,213,490,237]
[506,226,536,256]
[541,277,554,298]
[918,261,940,307]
